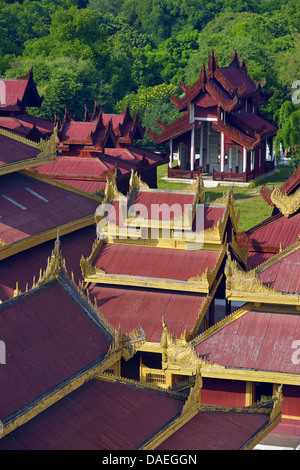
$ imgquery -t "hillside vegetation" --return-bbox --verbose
[0,0,299,162]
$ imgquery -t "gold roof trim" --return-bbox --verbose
[270,185,300,217]
[225,251,300,305]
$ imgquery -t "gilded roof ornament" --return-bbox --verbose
[270,186,300,218]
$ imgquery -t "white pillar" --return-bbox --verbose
[243,147,247,173]
[220,132,225,172]
[169,139,173,169]
[190,126,195,171]
[265,138,269,161]
[229,147,232,171]
[207,122,210,170]
[251,151,254,170]
[200,124,204,168]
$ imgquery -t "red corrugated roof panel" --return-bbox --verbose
[89,284,206,342]
[0,226,96,301]
[0,379,184,450]
[0,282,111,420]
[134,191,195,221]
[157,411,269,450]
[0,133,40,165]
[195,308,300,374]
[247,212,300,250]
[64,122,97,141]
[247,251,275,269]
[33,156,109,177]
[220,66,256,95]
[94,243,220,281]
[231,112,276,134]
[258,248,300,294]
[0,79,28,107]
[0,172,99,245]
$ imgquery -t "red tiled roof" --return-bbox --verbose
[53,178,106,194]
[246,212,300,251]
[0,132,40,166]
[0,79,28,107]
[194,307,300,374]
[230,111,277,136]
[93,243,220,281]
[157,411,269,450]
[33,156,110,178]
[133,191,195,221]
[89,284,206,342]
[247,251,275,269]
[258,246,300,294]
[102,113,125,130]
[99,150,139,174]
[0,282,111,420]
[0,172,99,245]
[63,121,97,141]
[219,66,256,95]
[16,115,54,133]
[0,379,183,450]
[0,115,53,137]
[0,226,96,301]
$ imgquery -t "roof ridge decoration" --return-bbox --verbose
[224,250,300,306]
[103,169,123,202]
[260,163,300,207]
[161,318,226,372]
[270,185,300,218]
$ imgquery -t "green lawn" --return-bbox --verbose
[156,163,294,232]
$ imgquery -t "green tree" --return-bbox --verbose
[274,100,300,162]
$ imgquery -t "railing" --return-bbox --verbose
[213,168,255,182]
[140,364,167,387]
[168,165,202,179]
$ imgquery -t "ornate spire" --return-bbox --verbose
[37,231,68,285]
[229,48,240,68]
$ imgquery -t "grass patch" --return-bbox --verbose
[156,163,294,232]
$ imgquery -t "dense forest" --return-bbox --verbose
[0,0,299,158]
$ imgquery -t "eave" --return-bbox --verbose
[0,127,57,176]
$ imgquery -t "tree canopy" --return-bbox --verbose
[0,0,298,159]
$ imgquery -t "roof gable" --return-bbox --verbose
[0,69,43,112]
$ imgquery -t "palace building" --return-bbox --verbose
[148,49,277,183]
[0,69,54,141]
[30,103,166,195]
[0,64,299,449]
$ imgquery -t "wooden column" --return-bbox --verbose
[229,147,232,173]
